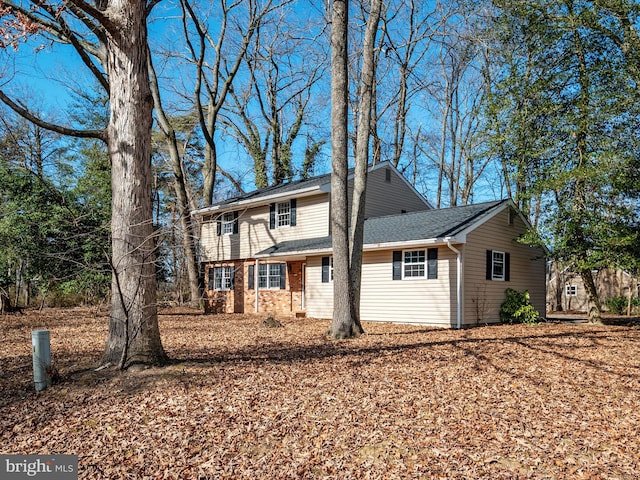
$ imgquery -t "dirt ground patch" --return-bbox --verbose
[2,308,640,479]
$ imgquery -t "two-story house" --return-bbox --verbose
[191,161,547,327]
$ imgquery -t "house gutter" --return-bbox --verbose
[446,239,463,330]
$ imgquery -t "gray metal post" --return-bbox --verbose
[32,329,51,391]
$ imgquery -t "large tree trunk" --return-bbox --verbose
[349,0,383,335]
[328,0,356,339]
[103,0,167,368]
[580,269,602,324]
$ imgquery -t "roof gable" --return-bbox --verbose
[191,161,431,217]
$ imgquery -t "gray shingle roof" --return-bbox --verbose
[215,171,332,207]
[256,199,508,257]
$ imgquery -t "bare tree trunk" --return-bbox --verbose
[149,54,201,307]
[349,0,383,335]
[329,0,355,340]
[581,269,603,324]
[103,0,166,368]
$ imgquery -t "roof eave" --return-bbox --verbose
[191,185,327,218]
[254,236,467,259]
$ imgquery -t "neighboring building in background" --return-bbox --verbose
[192,162,547,327]
[547,264,639,313]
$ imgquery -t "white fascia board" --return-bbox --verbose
[256,236,466,259]
[191,185,325,219]
[254,247,333,259]
[362,236,465,252]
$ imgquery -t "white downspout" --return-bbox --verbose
[255,259,259,313]
[446,240,463,329]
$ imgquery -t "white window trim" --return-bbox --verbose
[565,284,577,297]
[258,263,283,290]
[492,250,506,281]
[276,201,291,228]
[221,212,235,235]
[403,249,426,279]
[214,266,233,291]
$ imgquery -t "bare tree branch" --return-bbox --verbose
[0,90,106,140]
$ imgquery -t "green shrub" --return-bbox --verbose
[606,296,640,315]
[605,296,628,315]
[500,288,540,324]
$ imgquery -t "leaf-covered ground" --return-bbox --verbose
[1,308,640,479]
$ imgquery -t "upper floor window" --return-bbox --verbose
[269,199,297,229]
[216,211,238,236]
[277,202,291,227]
[221,212,235,235]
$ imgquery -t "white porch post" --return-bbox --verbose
[446,240,463,329]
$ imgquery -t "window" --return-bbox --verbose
[269,200,297,229]
[486,250,510,281]
[321,256,333,283]
[392,248,438,280]
[216,211,238,236]
[210,266,233,290]
[565,284,577,297]
[221,212,235,235]
[492,251,505,280]
[258,263,286,289]
[277,202,290,227]
[404,250,426,278]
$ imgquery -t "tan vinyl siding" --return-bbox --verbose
[200,192,330,262]
[462,208,546,325]
[361,166,431,217]
[360,249,455,326]
[201,220,236,262]
[306,248,457,326]
[305,256,334,319]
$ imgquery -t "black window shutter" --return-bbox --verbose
[505,253,511,281]
[392,251,402,280]
[248,264,254,290]
[269,203,276,229]
[216,218,222,236]
[486,250,492,280]
[322,257,330,283]
[208,267,214,290]
[290,199,297,226]
[279,263,287,289]
[233,211,239,234]
[427,248,438,279]
[230,267,235,290]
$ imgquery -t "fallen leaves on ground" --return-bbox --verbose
[1,308,640,479]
